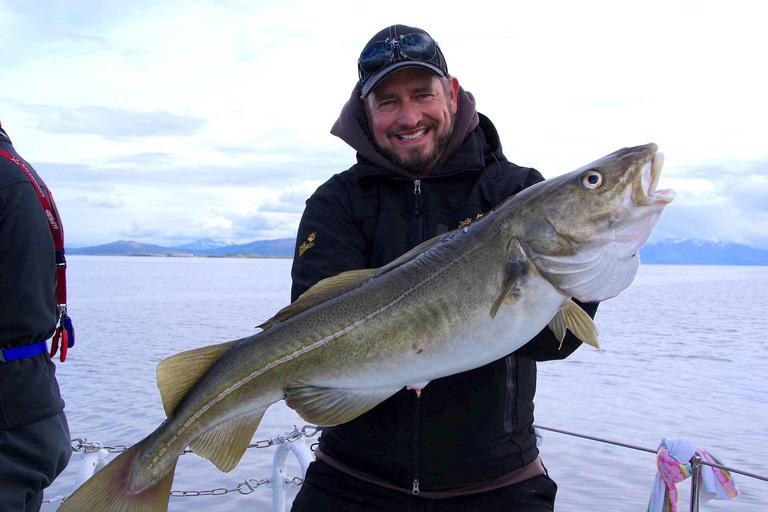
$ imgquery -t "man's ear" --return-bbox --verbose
[358,95,368,117]
[448,77,460,114]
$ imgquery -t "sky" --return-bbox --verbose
[1,0,767,249]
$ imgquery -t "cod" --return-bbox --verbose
[60,143,675,511]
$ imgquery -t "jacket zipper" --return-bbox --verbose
[413,179,422,214]
[411,178,423,495]
[412,391,421,495]
[413,179,423,243]
[504,354,517,433]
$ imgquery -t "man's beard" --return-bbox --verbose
[374,114,455,173]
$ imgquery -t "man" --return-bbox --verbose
[0,122,71,511]
[289,25,597,511]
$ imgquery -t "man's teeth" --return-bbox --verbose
[398,128,428,140]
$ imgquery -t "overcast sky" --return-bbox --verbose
[2,0,767,249]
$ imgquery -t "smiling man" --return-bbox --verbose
[365,66,458,174]
[289,25,598,511]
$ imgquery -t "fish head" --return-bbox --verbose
[519,143,676,303]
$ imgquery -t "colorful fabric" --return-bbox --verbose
[647,438,740,512]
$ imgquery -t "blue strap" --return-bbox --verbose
[0,341,49,363]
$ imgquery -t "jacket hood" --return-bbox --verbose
[0,122,10,145]
[330,83,480,180]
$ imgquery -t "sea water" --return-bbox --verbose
[41,257,768,511]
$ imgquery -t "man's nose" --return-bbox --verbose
[396,100,421,127]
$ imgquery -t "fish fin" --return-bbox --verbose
[490,260,524,319]
[57,439,178,512]
[258,269,379,329]
[550,299,601,349]
[548,309,568,348]
[156,340,239,416]
[189,409,267,472]
[374,231,451,277]
[259,228,453,331]
[286,385,400,427]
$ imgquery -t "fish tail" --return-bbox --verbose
[58,440,178,512]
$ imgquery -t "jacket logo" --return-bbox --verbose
[458,213,484,229]
[299,232,316,256]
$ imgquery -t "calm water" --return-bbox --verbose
[42,257,768,511]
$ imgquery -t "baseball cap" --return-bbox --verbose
[358,25,449,98]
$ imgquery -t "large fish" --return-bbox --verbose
[60,143,675,511]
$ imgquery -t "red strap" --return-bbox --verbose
[0,148,67,306]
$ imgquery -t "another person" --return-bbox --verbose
[289,25,597,511]
[0,122,71,512]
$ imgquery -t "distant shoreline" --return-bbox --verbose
[64,238,768,265]
[69,253,293,259]
[63,254,768,267]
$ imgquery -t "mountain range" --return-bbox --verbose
[67,238,295,258]
[66,238,768,265]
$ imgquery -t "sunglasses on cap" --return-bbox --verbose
[358,33,439,75]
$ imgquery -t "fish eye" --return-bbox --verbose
[581,171,603,189]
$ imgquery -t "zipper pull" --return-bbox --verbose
[413,179,422,216]
[412,478,420,495]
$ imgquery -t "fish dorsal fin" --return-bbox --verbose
[189,409,267,473]
[490,260,524,319]
[259,233,452,331]
[374,232,449,277]
[285,385,401,427]
[258,268,378,330]
[156,340,239,417]
[548,299,600,349]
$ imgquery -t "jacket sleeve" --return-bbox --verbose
[290,177,368,302]
[0,180,58,347]
[515,299,599,361]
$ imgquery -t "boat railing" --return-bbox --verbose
[44,424,766,511]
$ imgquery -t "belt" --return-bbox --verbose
[0,341,49,363]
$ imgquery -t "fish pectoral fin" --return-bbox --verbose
[189,409,267,473]
[285,385,401,427]
[258,268,379,330]
[548,299,600,349]
[156,340,240,417]
[548,309,568,348]
[490,260,524,319]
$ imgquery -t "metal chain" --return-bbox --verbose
[43,477,305,503]
[71,425,320,457]
[70,438,129,454]
[56,426,319,502]
[169,476,304,498]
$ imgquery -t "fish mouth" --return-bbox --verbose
[616,147,676,258]
[634,151,676,207]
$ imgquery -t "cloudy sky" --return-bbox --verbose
[2,0,767,249]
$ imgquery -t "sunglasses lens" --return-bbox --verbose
[398,33,436,61]
[360,41,394,73]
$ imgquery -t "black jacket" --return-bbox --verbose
[290,94,597,491]
[0,125,66,429]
